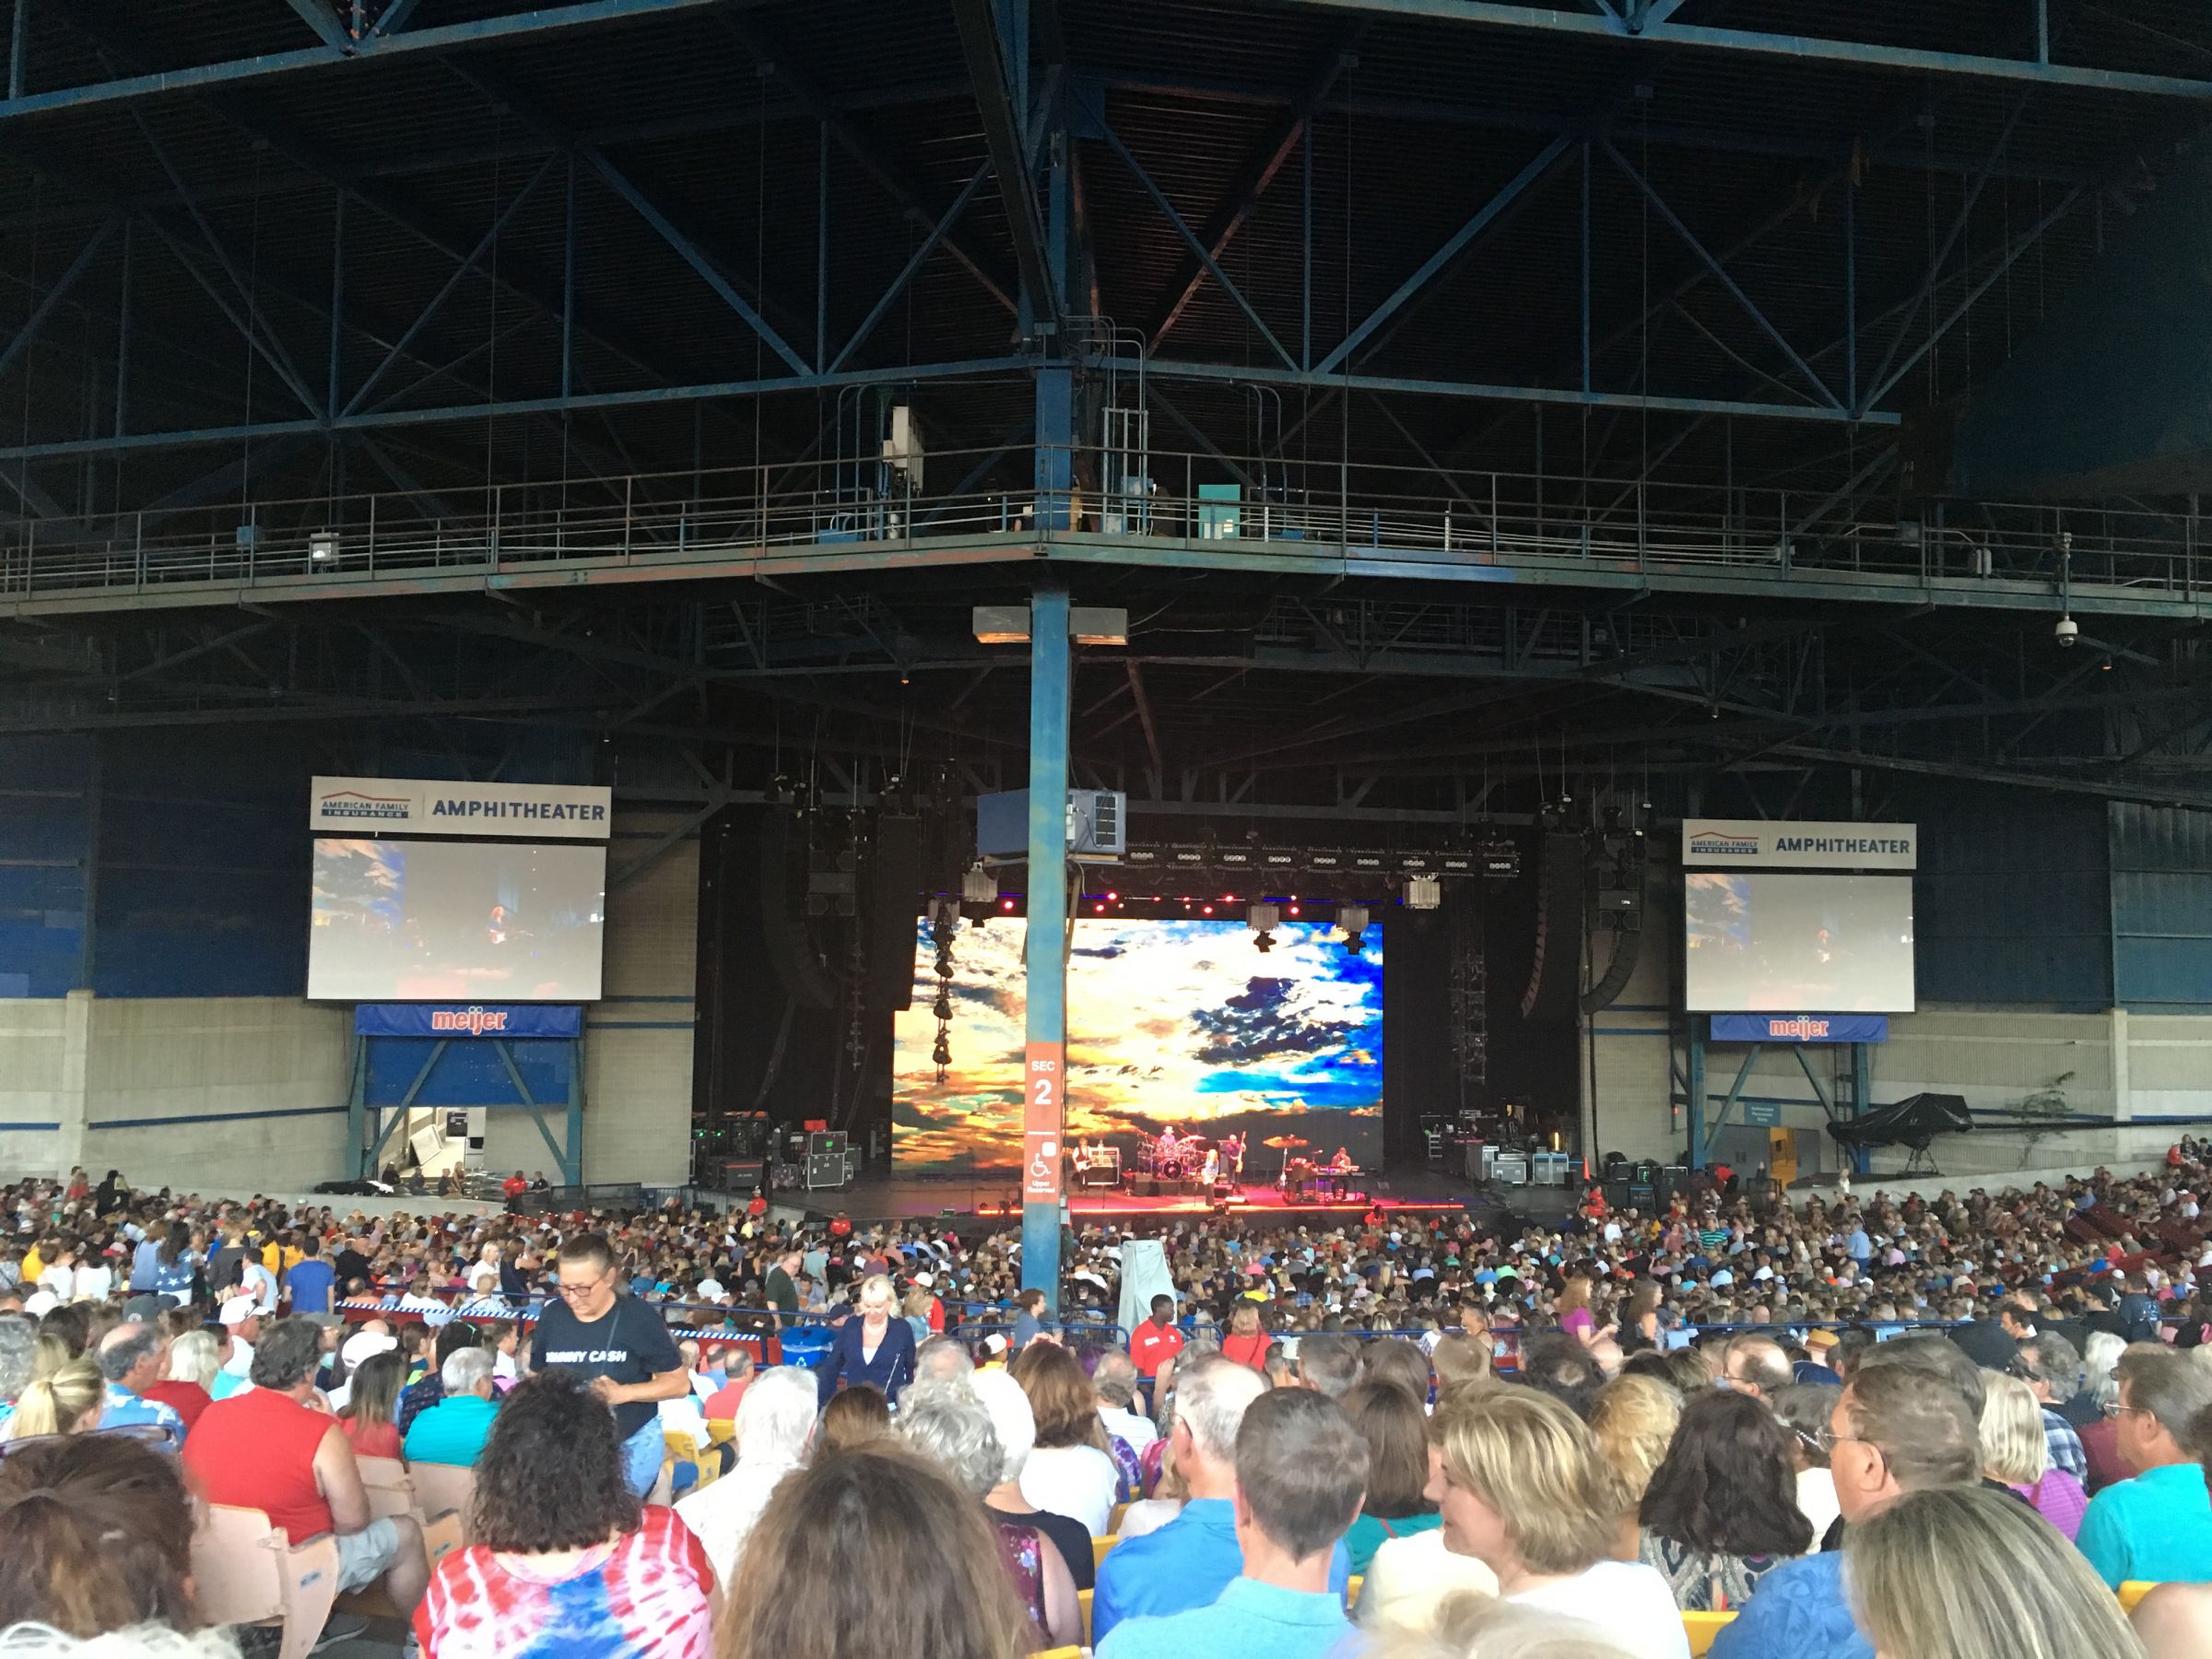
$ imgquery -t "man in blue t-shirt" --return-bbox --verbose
[2077,1347,2212,1587]
[285,1237,335,1316]
[1094,1356,1351,1645]
[1099,1388,1363,1659]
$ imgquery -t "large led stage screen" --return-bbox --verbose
[894,918,1382,1171]
[1685,872,1915,1013]
[310,838,606,1002]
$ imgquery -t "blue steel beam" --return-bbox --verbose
[1865,184,2085,409]
[0,220,115,382]
[446,58,813,378]
[0,0,735,122]
[1094,112,1296,371]
[722,17,1018,318]
[829,160,994,373]
[342,155,557,416]
[953,0,1059,330]
[1600,140,1841,410]
[1149,357,1899,424]
[0,353,1037,461]
[1146,29,1365,352]
[1313,135,1573,376]
[283,0,355,54]
[1273,2,2212,98]
[371,0,422,40]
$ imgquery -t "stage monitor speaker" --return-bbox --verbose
[865,814,924,1011]
[806,1131,847,1159]
[1519,831,1585,1021]
[717,1158,766,1194]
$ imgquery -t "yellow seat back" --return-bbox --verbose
[2118,1581,2159,1613]
[1683,1611,1736,1655]
[1093,1534,1119,1571]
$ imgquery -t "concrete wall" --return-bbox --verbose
[0,996,75,1176]
[80,997,349,1192]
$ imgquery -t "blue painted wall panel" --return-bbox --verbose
[2112,804,2212,1008]
[0,735,93,996]
[364,1038,573,1107]
[1910,788,2111,1006]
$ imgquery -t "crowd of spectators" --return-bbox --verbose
[5,1147,2212,1656]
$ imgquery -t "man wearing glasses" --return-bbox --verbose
[530,1232,688,1498]
[1710,1363,1978,1659]
[2076,1346,2212,1588]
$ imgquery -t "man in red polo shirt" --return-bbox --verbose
[1130,1293,1184,1411]
[183,1316,430,1617]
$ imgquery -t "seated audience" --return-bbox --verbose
[718,1442,1032,1659]
[1095,1348,1160,1450]
[2079,1330,2132,1492]
[1099,1389,1368,1659]
[397,1323,482,1438]
[1340,1379,1441,1573]
[700,1347,754,1420]
[142,1332,216,1434]
[1847,1485,2142,1659]
[1718,1335,1793,1402]
[1095,1354,1350,1643]
[1636,1390,1812,1609]
[403,1347,500,1468]
[1710,1362,1979,1659]
[817,1382,892,1453]
[2010,1327,2091,1475]
[1011,1341,1121,1535]
[1294,1334,1361,1401]
[1768,1384,1841,1544]
[2076,1343,2212,1586]
[0,1433,201,1638]
[1516,1335,1605,1419]
[900,1381,1080,1647]
[0,1315,36,1429]
[4,1359,104,1439]
[672,1363,817,1586]
[182,1316,429,1617]
[1359,1590,1642,1658]
[92,1325,185,1443]
[1360,1339,1435,1409]
[412,1371,713,1659]
[335,1348,407,1461]
[1220,1301,1274,1372]
[1428,1387,1688,1657]
[1587,1375,1682,1558]
[971,1368,1097,1593]
[1978,1370,2087,1540]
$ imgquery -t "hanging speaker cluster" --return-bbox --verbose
[1519,831,1586,1022]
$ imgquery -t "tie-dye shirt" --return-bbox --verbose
[412,1506,715,1659]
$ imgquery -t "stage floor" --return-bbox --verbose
[782,1161,1518,1226]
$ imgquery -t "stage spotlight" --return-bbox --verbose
[1338,903,1371,955]
[962,863,998,904]
[1248,901,1281,952]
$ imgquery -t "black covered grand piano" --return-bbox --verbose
[1828,1092,1973,1173]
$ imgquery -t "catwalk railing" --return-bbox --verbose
[2,446,2204,606]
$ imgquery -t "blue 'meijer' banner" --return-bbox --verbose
[354,1004,582,1039]
[1710,1013,1888,1044]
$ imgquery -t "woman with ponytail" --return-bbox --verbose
[4,1359,104,1441]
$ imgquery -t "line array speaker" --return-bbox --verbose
[1519,830,1585,1022]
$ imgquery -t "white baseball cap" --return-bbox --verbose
[340,1331,397,1368]
[218,1296,259,1327]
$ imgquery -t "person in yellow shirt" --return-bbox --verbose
[21,1238,47,1285]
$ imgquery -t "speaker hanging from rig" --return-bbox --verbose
[1520,830,1585,1021]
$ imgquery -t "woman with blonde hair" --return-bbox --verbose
[1359,1589,1639,1657]
[1586,1375,1681,1558]
[1846,1485,2142,1659]
[140,1330,219,1434]
[1978,1371,2087,1540]
[1220,1300,1273,1372]
[4,1359,104,1440]
[1427,1388,1688,1658]
[814,1273,918,1408]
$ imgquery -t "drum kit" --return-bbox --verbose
[1135,1128,1247,1191]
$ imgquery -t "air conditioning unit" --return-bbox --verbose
[1069,789,1125,856]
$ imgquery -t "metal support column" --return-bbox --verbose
[345,1032,369,1177]
[567,1026,587,1187]
[1021,585,1072,1312]
[1703,1043,1761,1164]
[1685,1018,1706,1170]
[1850,1041,1871,1174]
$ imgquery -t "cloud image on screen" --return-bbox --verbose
[309,838,606,1002]
[893,918,1382,1171]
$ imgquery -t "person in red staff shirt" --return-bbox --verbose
[501,1171,528,1205]
[827,1211,853,1242]
[1131,1294,1184,1412]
